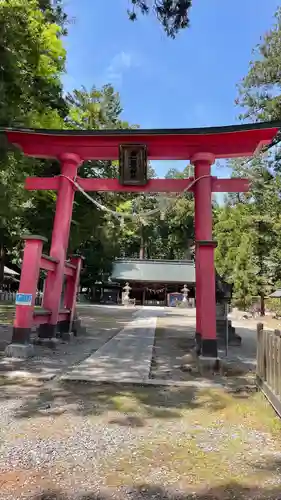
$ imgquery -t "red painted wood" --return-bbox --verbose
[33,314,50,326]
[25,177,59,191]
[77,178,194,192]
[193,154,217,344]
[40,256,57,272]
[212,178,251,192]
[64,256,83,330]
[42,154,82,328]
[25,176,251,193]
[25,177,196,192]
[14,238,44,330]
[12,124,276,343]
[64,262,76,277]
[6,127,279,160]
[58,311,70,322]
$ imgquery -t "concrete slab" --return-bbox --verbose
[4,343,34,359]
[60,310,159,383]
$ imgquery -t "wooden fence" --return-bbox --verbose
[256,323,281,417]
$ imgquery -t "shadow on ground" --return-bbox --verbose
[0,307,138,376]
[29,480,281,500]
[152,320,256,383]
[0,374,258,425]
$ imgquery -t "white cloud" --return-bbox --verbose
[106,51,139,84]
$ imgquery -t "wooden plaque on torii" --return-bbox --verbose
[119,144,148,186]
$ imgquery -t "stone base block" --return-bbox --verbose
[33,337,59,349]
[216,319,242,346]
[72,318,86,336]
[5,343,34,359]
[61,331,74,342]
[198,356,221,375]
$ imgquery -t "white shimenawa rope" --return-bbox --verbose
[59,174,217,222]
[58,135,278,223]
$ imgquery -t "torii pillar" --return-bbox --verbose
[193,153,217,357]
[38,153,83,339]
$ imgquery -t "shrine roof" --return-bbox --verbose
[4,121,281,160]
[111,259,196,284]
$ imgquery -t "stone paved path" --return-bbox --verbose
[0,305,139,380]
[61,309,164,383]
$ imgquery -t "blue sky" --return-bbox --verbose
[62,0,280,180]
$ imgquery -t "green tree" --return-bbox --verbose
[214,154,281,312]
[231,234,258,310]
[0,0,67,128]
[128,0,192,38]
[0,0,68,284]
[237,7,281,122]
[213,6,281,312]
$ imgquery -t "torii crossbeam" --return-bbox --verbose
[5,121,280,359]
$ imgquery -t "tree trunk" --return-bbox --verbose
[139,228,145,260]
[0,244,5,288]
[184,248,191,259]
[146,245,150,260]
[260,291,265,316]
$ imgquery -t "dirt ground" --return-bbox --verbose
[151,313,256,384]
[151,313,197,381]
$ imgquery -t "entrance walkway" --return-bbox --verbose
[61,309,164,383]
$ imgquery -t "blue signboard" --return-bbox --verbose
[15,293,33,306]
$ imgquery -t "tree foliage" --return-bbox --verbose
[0,0,68,283]
[214,7,281,311]
[128,0,192,37]
[0,0,67,128]
[4,0,281,318]
[237,7,281,122]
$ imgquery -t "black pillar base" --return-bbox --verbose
[201,338,218,358]
[38,323,57,339]
[57,320,70,335]
[12,327,31,344]
[195,332,202,355]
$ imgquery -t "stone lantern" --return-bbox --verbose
[181,284,189,306]
[122,282,131,306]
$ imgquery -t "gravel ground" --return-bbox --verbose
[0,379,281,499]
[0,307,280,499]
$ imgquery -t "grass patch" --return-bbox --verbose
[0,304,15,325]
[1,379,280,497]
[91,386,281,491]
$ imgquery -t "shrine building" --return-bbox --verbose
[111,258,196,306]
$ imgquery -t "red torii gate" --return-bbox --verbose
[5,122,280,358]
